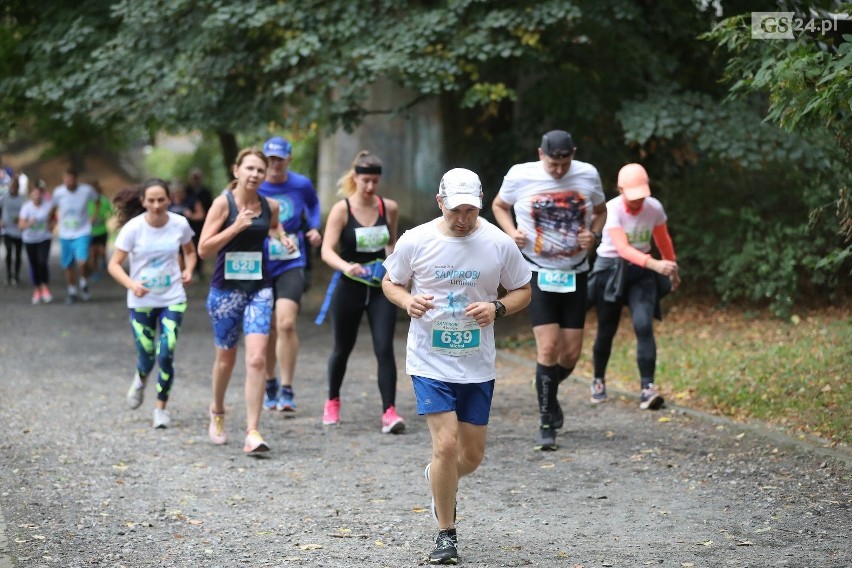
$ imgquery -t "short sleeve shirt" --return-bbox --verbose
[19,200,54,244]
[383,218,531,384]
[52,183,97,239]
[113,212,195,308]
[498,159,605,270]
[595,196,667,259]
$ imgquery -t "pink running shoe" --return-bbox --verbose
[40,287,53,303]
[31,289,42,305]
[208,405,228,445]
[381,405,406,434]
[322,398,340,425]
[243,429,270,455]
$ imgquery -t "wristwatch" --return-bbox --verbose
[492,300,506,319]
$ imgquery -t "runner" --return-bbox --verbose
[382,168,531,564]
[318,150,404,433]
[108,179,197,428]
[197,148,286,455]
[589,163,680,410]
[17,180,54,303]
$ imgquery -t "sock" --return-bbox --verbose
[641,377,654,390]
[134,372,146,388]
[556,365,574,384]
[79,277,88,288]
[68,284,78,295]
[535,363,559,422]
[281,385,294,397]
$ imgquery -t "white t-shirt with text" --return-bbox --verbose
[52,184,97,239]
[113,212,195,309]
[383,218,531,384]
[596,196,667,259]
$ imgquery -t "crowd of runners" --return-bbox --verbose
[1,131,680,565]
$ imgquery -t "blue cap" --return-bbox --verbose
[263,137,292,159]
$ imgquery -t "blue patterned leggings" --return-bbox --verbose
[129,303,187,402]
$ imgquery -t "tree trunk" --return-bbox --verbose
[216,131,238,178]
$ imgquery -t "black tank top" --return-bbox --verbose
[211,190,272,292]
[338,197,391,265]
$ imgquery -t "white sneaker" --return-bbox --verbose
[126,372,145,409]
[152,408,171,429]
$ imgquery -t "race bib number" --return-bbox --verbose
[431,319,481,357]
[62,216,81,230]
[139,267,172,291]
[537,269,576,293]
[31,220,47,232]
[269,233,301,261]
[355,225,389,253]
[224,251,263,280]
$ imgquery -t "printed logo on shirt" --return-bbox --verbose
[434,265,480,288]
[275,195,296,224]
[529,190,587,258]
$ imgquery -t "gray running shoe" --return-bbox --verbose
[639,384,664,410]
[590,378,608,404]
[126,372,145,409]
[152,408,170,429]
[79,284,92,302]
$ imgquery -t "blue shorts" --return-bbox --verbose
[60,235,91,268]
[206,286,273,349]
[411,376,495,426]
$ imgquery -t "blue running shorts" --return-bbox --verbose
[411,375,495,426]
[60,235,92,268]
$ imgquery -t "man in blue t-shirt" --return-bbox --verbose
[259,136,322,413]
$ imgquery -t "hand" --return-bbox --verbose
[305,228,322,247]
[233,207,256,232]
[131,281,149,298]
[577,228,595,250]
[510,228,527,249]
[346,263,368,277]
[279,233,297,254]
[650,258,678,277]
[406,294,435,319]
[464,301,497,327]
[181,270,193,285]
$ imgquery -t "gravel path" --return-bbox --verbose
[0,261,849,567]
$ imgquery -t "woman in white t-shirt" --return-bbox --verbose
[589,164,680,410]
[18,181,55,304]
[108,179,197,429]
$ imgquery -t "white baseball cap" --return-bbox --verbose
[439,168,483,209]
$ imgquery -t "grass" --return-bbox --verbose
[497,301,852,447]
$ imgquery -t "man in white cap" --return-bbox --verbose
[492,130,607,451]
[259,136,322,415]
[382,168,531,565]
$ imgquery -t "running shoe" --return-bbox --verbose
[65,293,78,305]
[264,378,280,411]
[40,288,53,303]
[428,529,459,565]
[208,405,228,445]
[590,378,608,404]
[534,424,557,451]
[639,384,664,410]
[381,405,405,434]
[125,372,145,409]
[424,463,457,524]
[152,408,171,429]
[322,398,340,425]
[243,429,270,455]
[31,289,42,305]
[79,284,92,302]
[276,386,297,412]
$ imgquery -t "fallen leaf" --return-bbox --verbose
[375,540,386,547]
[112,462,128,471]
[32,535,45,540]
[412,507,427,513]
[540,463,555,468]
[658,416,671,423]
[682,563,695,567]
[699,540,713,546]
[736,540,754,546]
[735,433,745,439]
[300,544,323,550]
[189,520,203,526]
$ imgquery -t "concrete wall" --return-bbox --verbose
[317,80,446,231]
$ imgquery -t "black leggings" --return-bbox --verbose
[593,264,657,382]
[327,276,398,411]
[4,235,23,281]
[25,240,51,286]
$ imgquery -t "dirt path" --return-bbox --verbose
[0,257,849,567]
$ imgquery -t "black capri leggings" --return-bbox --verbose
[593,263,658,382]
[4,235,23,281]
[327,276,398,411]
[24,239,51,286]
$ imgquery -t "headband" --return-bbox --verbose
[355,165,382,175]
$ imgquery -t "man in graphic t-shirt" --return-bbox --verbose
[492,130,607,451]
